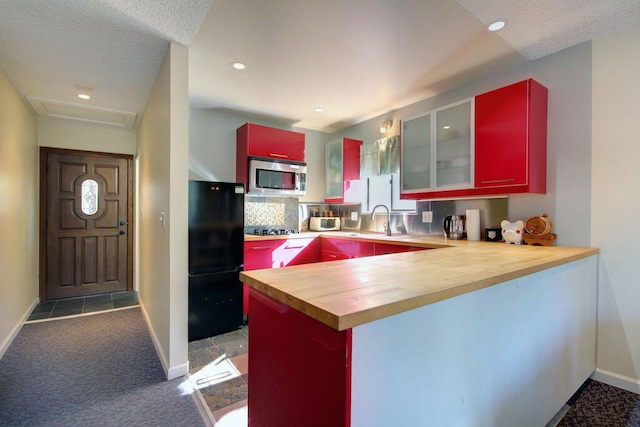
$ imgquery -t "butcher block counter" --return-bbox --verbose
[240,233,598,331]
[243,232,599,427]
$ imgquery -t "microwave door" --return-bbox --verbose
[256,169,296,191]
[256,168,274,190]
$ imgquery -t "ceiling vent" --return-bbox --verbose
[26,97,136,129]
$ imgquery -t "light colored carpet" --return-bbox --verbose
[0,307,205,427]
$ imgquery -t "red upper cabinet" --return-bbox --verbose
[237,123,305,161]
[474,79,548,194]
[236,123,306,187]
[325,138,362,203]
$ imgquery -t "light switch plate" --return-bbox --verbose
[351,212,359,221]
[422,211,433,223]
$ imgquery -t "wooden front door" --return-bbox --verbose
[40,148,133,301]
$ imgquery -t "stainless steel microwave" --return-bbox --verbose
[248,157,307,197]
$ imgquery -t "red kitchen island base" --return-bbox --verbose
[248,289,352,426]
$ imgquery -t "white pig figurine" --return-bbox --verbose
[501,220,524,244]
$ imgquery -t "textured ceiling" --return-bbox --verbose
[0,0,212,128]
[456,0,640,60]
[0,0,639,131]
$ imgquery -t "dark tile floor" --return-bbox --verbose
[188,325,248,424]
[26,291,138,321]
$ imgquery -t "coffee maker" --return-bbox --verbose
[443,215,466,240]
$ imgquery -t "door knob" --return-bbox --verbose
[119,220,127,226]
[119,230,126,235]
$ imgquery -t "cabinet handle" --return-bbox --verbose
[269,153,289,159]
[285,245,305,249]
[249,246,273,250]
[480,178,516,184]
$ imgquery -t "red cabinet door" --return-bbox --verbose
[243,240,276,314]
[374,243,410,255]
[273,238,320,267]
[248,290,351,425]
[244,240,276,269]
[475,79,547,193]
[475,80,528,187]
[342,138,362,182]
[351,240,374,257]
[374,243,429,255]
[321,237,374,259]
[238,123,305,161]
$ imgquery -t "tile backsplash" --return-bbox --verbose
[245,196,299,232]
[244,195,507,237]
[245,201,285,225]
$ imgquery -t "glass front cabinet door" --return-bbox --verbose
[325,139,344,200]
[401,99,473,196]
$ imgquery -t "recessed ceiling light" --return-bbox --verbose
[313,107,324,113]
[488,20,506,32]
[231,62,246,70]
[77,94,91,100]
[443,125,450,129]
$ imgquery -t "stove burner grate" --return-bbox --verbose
[252,229,298,236]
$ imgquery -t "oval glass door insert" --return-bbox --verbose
[81,179,98,215]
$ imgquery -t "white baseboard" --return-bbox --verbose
[168,362,189,380]
[186,373,216,427]
[0,297,39,360]
[139,300,189,380]
[591,368,640,395]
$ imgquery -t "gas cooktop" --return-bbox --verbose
[251,229,299,236]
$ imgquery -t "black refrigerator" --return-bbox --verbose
[188,180,244,342]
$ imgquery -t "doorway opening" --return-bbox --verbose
[39,147,134,302]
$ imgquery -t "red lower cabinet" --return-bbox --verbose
[243,241,276,315]
[374,243,429,255]
[321,237,374,260]
[248,290,352,426]
[272,237,319,267]
[244,238,320,314]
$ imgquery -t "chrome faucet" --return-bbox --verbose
[370,204,392,236]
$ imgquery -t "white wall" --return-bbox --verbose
[189,109,329,202]
[591,25,640,392]
[352,257,597,426]
[38,119,136,155]
[335,42,593,247]
[0,66,39,357]
[137,43,189,379]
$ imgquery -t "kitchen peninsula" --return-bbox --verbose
[240,233,598,426]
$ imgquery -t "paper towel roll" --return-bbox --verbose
[466,209,481,241]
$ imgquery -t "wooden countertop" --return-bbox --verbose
[240,233,599,331]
